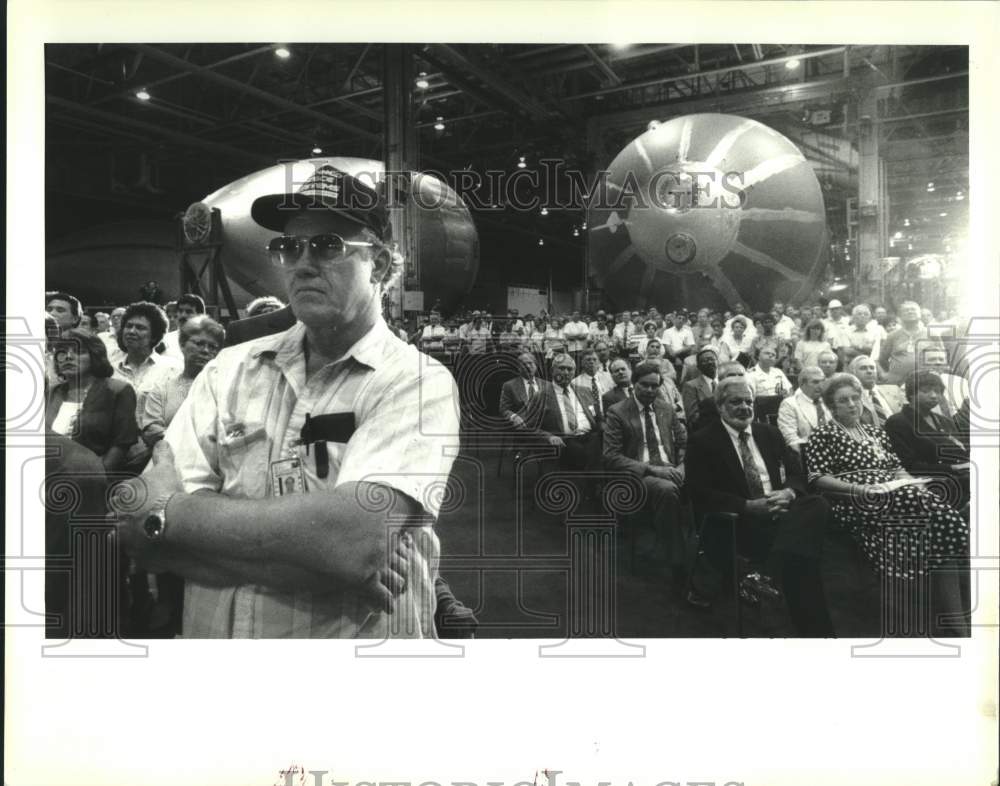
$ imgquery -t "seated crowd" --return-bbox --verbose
[43,285,972,638]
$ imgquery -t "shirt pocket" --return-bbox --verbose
[216,421,270,498]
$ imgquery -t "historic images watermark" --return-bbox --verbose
[272,767,744,786]
[277,158,749,214]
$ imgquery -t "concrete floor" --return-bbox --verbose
[435,437,890,639]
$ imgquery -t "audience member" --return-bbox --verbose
[603,360,688,581]
[805,373,968,636]
[684,377,834,635]
[46,328,137,472]
[777,365,830,453]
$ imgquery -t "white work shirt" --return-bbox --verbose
[747,365,791,397]
[165,319,459,639]
[661,325,695,355]
[722,420,773,494]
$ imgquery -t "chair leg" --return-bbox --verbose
[732,516,743,637]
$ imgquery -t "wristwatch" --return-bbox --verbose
[143,492,176,541]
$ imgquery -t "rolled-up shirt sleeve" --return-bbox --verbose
[139,376,169,444]
[164,361,223,493]
[336,356,460,519]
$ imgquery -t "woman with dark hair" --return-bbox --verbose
[45,291,83,337]
[884,371,970,513]
[46,328,138,471]
[112,300,179,395]
[805,372,969,635]
[793,319,833,368]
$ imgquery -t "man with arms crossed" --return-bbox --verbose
[111,166,459,638]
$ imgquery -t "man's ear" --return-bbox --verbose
[370,247,393,285]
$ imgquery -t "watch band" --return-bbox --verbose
[143,492,177,541]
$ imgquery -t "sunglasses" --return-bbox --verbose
[267,233,377,267]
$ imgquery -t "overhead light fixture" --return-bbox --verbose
[939,212,948,217]
[434,116,445,131]
[894,231,903,239]
[903,218,911,227]
[572,227,580,237]
[416,72,430,89]
[275,46,291,59]
[956,190,965,200]
[517,155,526,169]
[538,238,545,246]
[609,42,632,52]
[135,88,151,101]
[785,58,801,70]
[829,281,848,292]
[581,221,587,230]
[926,181,935,192]
[540,207,548,216]
[312,146,323,155]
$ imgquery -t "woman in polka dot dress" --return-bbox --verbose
[805,373,968,632]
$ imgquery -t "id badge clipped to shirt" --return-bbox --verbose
[271,457,305,496]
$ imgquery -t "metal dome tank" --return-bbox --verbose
[197,156,479,314]
[587,114,828,312]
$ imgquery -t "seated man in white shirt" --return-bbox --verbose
[777,365,831,453]
[572,348,615,421]
[661,317,696,371]
[747,347,792,397]
[161,294,206,360]
[848,355,897,428]
[418,311,447,353]
[772,301,796,340]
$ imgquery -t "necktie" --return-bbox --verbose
[644,406,665,466]
[527,380,536,401]
[591,375,602,415]
[627,385,634,399]
[871,391,888,426]
[561,386,577,433]
[738,431,766,499]
[814,399,826,426]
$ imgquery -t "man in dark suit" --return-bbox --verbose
[681,347,718,427]
[604,361,687,578]
[602,357,634,411]
[499,352,544,430]
[535,352,599,470]
[685,377,834,636]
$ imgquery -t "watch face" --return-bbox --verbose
[144,513,163,539]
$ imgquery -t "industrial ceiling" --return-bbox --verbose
[45,43,969,281]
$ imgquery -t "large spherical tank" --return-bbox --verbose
[201,157,479,314]
[46,220,256,307]
[588,114,827,312]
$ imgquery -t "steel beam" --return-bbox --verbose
[128,44,380,141]
[580,44,623,86]
[428,44,558,121]
[567,46,848,100]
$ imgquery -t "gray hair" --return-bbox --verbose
[798,364,824,385]
[551,352,575,369]
[715,375,753,404]
[848,355,876,375]
[179,314,225,348]
[821,372,863,411]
